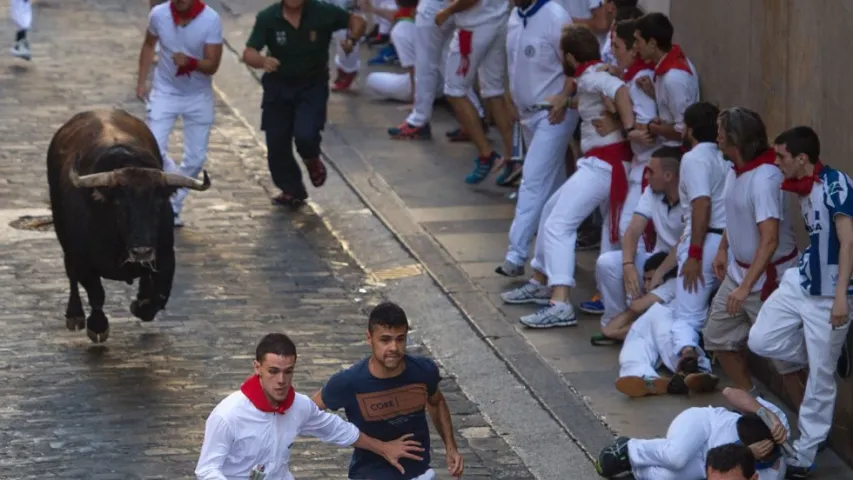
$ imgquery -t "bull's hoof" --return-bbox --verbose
[86,310,109,343]
[86,327,110,344]
[130,299,160,322]
[65,316,85,331]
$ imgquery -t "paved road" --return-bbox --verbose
[0,1,541,478]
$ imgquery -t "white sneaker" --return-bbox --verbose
[10,40,31,61]
[173,212,185,228]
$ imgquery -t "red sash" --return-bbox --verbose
[735,248,799,301]
[586,142,634,244]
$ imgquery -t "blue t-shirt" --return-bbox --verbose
[321,355,441,480]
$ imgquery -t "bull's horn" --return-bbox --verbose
[69,168,117,188]
[162,170,211,191]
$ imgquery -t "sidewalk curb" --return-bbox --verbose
[216,23,620,463]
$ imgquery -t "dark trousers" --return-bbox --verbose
[260,72,330,200]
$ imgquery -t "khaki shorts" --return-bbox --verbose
[703,275,801,374]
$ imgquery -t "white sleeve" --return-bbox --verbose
[650,278,677,305]
[147,8,159,37]
[589,71,625,100]
[391,22,416,68]
[634,188,655,218]
[680,155,713,201]
[631,72,658,124]
[298,400,361,447]
[661,71,698,134]
[756,397,791,433]
[206,15,224,45]
[195,414,233,480]
[752,168,785,224]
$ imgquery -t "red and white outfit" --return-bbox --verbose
[530,63,631,294]
[195,375,361,480]
[443,0,510,99]
[502,0,577,268]
[652,44,699,148]
[146,1,222,223]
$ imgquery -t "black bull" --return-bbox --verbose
[46,109,211,343]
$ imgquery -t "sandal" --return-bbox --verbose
[304,157,327,187]
[271,192,305,209]
[590,333,623,347]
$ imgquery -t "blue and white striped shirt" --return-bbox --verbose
[798,166,853,297]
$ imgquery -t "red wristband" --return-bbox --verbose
[688,244,702,260]
[186,57,199,71]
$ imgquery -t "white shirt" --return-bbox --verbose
[556,0,607,47]
[634,188,685,254]
[576,68,626,154]
[453,0,510,29]
[507,1,571,114]
[653,57,699,148]
[723,165,799,291]
[416,0,448,21]
[626,68,661,183]
[195,391,360,480]
[148,3,222,96]
[390,20,416,68]
[678,142,729,245]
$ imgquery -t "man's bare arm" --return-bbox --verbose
[137,31,158,88]
[740,219,779,291]
[196,43,224,75]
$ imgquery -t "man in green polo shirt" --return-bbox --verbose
[242,0,366,208]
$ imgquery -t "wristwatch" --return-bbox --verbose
[621,125,635,138]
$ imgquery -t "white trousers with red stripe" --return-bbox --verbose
[530,157,627,287]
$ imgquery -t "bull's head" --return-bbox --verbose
[69,162,211,265]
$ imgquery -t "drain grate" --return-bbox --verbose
[9,215,54,232]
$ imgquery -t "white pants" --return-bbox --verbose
[504,109,577,266]
[748,267,853,466]
[620,302,712,378]
[10,0,32,31]
[670,234,722,353]
[597,248,651,326]
[627,407,712,480]
[407,14,484,126]
[365,72,414,102]
[443,20,507,98]
[531,157,626,287]
[621,178,644,239]
[333,29,360,74]
[146,89,215,214]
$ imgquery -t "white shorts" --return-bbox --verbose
[443,21,507,98]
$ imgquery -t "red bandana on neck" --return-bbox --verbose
[653,44,692,79]
[171,0,206,25]
[240,375,296,414]
[781,161,823,196]
[624,57,655,82]
[574,60,602,78]
[733,148,776,177]
[393,6,416,20]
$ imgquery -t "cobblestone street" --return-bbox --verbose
[0,1,536,478]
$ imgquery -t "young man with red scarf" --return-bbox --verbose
[632,12,699,149]
[195,333,426,480]
[503,24,636,329]
[748,126,853,478]
[137,0,223,227]
[703,107,805,405]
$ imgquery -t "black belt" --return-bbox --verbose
[708,227,724,235]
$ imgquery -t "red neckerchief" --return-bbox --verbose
[171,0,206,24]
[653,44,692,79]
[781,161,823,196]
[623,57,655,82]
[733,148,776,177]
[574,60,602,78]
[240,375,296,414]
[393,6,416,20]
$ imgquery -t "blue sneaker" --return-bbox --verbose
[368,44,398,66]
[579,295,604,315]
[465,152,499,184]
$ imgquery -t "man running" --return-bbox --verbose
[313,302,464,480]
[137,0,223,227]
[195,333,425,479]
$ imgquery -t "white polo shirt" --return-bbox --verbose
[723,165,798,291]
[195,391,360,480]
[654,57,699,148]
[678,142,728,245]
[626,67,661,183]
[390,20,416,68]
[148,3,223,96]
[453,0,510,29]
[576,67,626,154]
[634,188,685,255]
[507,1,572,115]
